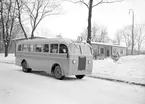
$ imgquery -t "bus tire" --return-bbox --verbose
[54,65,65,80]
[22,61,31,73]
[75,75,85,79]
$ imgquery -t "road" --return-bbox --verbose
[0,62,145,104]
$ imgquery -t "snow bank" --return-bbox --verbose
[92,55,145,85]
[117,55,145,64]
[0,54,15,64]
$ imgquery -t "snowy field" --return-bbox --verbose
[0,54,145,104]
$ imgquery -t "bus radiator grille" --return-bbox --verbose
[78,56,86,71]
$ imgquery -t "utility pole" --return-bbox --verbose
[129,9,134,55]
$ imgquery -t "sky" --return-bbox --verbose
[35,0,145,40]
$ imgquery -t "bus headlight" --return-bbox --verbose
[88,60,91,64]
[72,60,76,64]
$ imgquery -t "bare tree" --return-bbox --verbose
[0,0,17,57]
[15,0,28,39]
[114,30,123,45]
[91,23,99,42]
[11,23,25,39]
[70,0,124,44]
[81,23,100,42]
[135,24,145,54]
[80,28,87,41]
[99,27,109,42]
[81,23,109,42]
[115,24,145,55]
[23,0,61,39]
[116,25,136,55]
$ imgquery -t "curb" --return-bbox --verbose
[89,75,145,87]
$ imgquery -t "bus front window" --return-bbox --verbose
[80,45,92,55]
[70,44,81,55]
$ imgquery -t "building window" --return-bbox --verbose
[113,48,116,54]
[43,44,49,52]
[100,48,104,54]
[120,48,123,54]
[50,44,58,53]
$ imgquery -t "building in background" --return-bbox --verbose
[91,42,126,60]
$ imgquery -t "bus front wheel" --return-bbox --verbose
[22,61,31,73]
[54,65,65,80]
[75,75,85,79]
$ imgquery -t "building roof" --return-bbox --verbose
[91,42,126,48]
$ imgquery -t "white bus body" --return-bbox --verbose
[15,38,93,79]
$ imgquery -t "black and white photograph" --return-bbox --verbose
[0,0,145,104]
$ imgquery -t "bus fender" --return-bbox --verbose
[51,63,65,75]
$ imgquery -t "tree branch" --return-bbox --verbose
[80,0,89,8]
[92,0,103,8]
[93,0,124,8]
[67,0,89,8]
[16,0,28,39]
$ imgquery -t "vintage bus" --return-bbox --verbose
[15,38,93,80]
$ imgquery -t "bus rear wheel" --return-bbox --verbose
[54,65,65,80]
[75,75,85,79]
[22,61,31,72]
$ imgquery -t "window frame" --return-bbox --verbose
[43,44,49,53]
[50,44,58,54]
[100,48,104,54]
[35,44,43,52]
[22,44,28,52]
[18,44,21,51]
[120,48,123,54]
[59,44,68,54]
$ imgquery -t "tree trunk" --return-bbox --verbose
[31,28,35,39]
[86,0,93,45]
[16,0,28,40]
[0,42,3,53]
[4,44,9,57]
[138,44,141,54]
[18,18,28,39]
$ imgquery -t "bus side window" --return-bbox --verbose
[50,44,58,53]
[22,44,28,52]
[43,44,49,52]
[18,45,21,51]
[35,44,42,52]
[29,44,34,52]
[59,44,67,54]
[28,44,31,52]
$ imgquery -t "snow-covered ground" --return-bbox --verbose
[0,54,145,104]
[92,55,145,85]
[1,54,145,85]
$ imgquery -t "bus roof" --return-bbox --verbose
[91,42,126,48]
[17,38,91,46]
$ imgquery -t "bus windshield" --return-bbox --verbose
[70,44,81,55]
[70,43,92,55]
[80,45,92,55]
